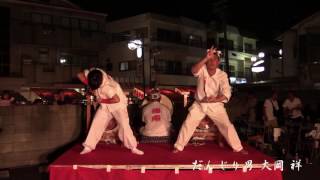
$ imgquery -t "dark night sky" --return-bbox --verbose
[70,0,319,42]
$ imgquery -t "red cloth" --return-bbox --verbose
[50,168,282,180]
[51,143,275,165]
[50,143,282,180]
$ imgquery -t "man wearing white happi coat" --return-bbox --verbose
[77,68,144,155]
[173,48,247,154]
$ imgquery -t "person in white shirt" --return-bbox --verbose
[77,68,144,155]
[283,91,304,155]
[140,89,172,140]
[263,91,280,128]
[173,47,247,154]
[283,91,303,122]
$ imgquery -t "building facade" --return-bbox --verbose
[208,24,258,83]
[0,0,107,90]
[105,13,207,88]
[105,13,258,89]
[276,11,320,87]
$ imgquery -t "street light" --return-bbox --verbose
[250,52,265,81]
[252,60,265,67]
[251,56,257,62]
[128,39,146,98]
[128,39,143,58]
[258,52,265,58]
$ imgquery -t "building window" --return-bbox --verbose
[245,67,251,78]
[207,38,216,48]
[32,13,41,23]
[188,34,203,47]
[218,38,234,50]
[135,27,148,38]
[42,14,52,24]
[111,31,131,42]
[73,55,98,67]
[90,21,99,31]
[80,20,89,30]
[32,13,52,24]
[119,61,136,71]
[80,31,92,38]
[106,60,113,71]
[71,18,79,29]
[229,65,235,76]
[221,63,236,76]
[185,63,194,75]
[244,43,253,53]
[155,59,182,75]
[61,17,71,28]
[157,28,181,43]
[38,48,49,64]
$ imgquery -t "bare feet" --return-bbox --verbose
[172,148,180,153]
[131,148,144,155]
[80,147,92,155]
[234,149,248,155]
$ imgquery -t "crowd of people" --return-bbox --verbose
[237,89,320,162]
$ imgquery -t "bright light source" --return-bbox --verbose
[128,39,142,50]
[128,43,137,50]
[137,47,142,58]
[229,77,236,83]
[236,78,247,84]
[251,66,265,72]
[279,49,282,55]
[253,60,264,67]
[229,77,247,84]
[251,56,257,62]
[240,78,247,84]
[258,52,265,58]
[59,58,67,64]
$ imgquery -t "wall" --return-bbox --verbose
[0,105,82,168]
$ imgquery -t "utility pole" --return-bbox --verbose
[211,0,230,78]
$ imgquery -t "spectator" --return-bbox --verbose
[0,90,15,107]
[263,90,280,128]
[283,91,303,124]
[263,90,280,143]
[283,91,304,156]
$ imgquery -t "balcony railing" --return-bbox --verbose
[151,37,206,49]
[218,46,257,54]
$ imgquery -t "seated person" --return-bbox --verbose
[305,123,320,160]
[140,89,172,143]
